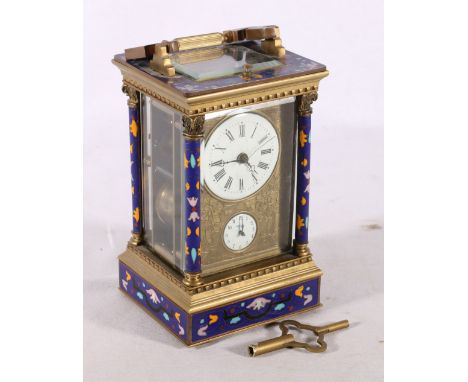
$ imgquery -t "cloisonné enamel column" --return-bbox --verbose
[294,91,318,257]
[122,84,143,246]
[182,115,205,287]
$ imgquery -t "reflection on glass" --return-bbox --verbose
[142,96,185,270]
[171,46,282,81]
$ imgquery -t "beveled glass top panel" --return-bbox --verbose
[171,46,282,81]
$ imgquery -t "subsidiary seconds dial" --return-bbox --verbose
[203,113,279,200]
[223,213,257,251]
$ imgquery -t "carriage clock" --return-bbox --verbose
[112,25,329,345]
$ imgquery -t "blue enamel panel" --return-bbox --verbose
[119,261,188,341]
[129,105,142,235]
[184,138,201,273]
[295,114,311,244]
[191,278,320,343]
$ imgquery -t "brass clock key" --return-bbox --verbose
[248,319,349,357]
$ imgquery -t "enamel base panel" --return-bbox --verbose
[119,259,321,345]
[191,277,320,344]
[119,261,189,341]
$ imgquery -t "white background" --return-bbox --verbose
[3,0,468,381]
[13,1,468,382]
[84,0,383,381]
[3,1,468,381]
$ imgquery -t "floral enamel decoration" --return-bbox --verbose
[295,285,304,297]
[146,289,161,304]
[191,278,320,342]
[130,118,138,137]
[299,129,308,148]
[178,324,185,336]
[247,297,271,311]
[133,207,140,223]
[187,197,200,222]
[304,171,311,193]
[303,294,313,305]
[296,215,305,231]
[209,314,218,324]
[198,325,208,337]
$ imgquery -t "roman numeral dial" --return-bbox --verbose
[203,113,280,201]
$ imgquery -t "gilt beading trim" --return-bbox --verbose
[121,76,323,116]
[129,244,315,295]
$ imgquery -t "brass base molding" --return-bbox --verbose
[120,244,321,310]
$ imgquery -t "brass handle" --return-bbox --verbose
[173,33,225,52]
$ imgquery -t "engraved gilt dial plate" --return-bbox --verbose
[203,113,279,200]
[223,213,257,251]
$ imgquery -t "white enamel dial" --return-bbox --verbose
[203,113,279,200]
[223,213,257,251]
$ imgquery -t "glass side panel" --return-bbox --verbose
[171,46,282,81]
[142,96,184,270]
[173,113,185,271]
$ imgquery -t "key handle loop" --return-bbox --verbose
[278,319,327,353]
[278,319,350,353]
[248,319,349,357]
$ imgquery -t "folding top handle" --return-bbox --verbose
[124,25,286,76]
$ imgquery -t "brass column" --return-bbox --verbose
[122,84,143,246]
[294,91,318,257]
[182,115,205,287]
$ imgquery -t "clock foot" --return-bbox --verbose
[183,272,203,287]
[294,242,311,257]
[129,233,142,246]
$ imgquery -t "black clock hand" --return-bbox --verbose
[244,161,258,174]
[239,216,245,236]
[223,159,242,165]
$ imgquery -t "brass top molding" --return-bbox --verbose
[114,58,329,116]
